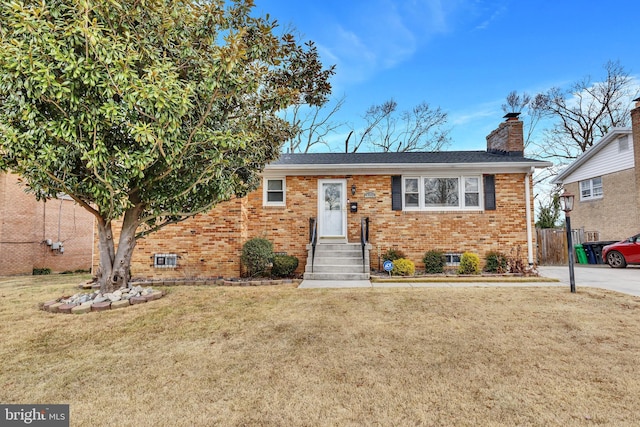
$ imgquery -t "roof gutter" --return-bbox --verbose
[264,161,553,176]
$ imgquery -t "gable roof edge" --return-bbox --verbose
[551,127,632,185]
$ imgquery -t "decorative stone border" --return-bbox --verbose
[128,278,303,287]
[40,288,165,315]
[40,278,302,314]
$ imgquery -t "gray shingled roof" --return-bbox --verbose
[271,151,548,165]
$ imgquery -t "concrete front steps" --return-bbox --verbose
[304,242,371,281]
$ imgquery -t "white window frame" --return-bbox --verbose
[618,135,630,152]
[580,177,603,201]
[263,177,286,206]
[402,175,483,211]
[403,177,420,208]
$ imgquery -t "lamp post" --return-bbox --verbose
[560,191,576,293]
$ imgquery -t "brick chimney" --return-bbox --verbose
[633,97,640,150]
[486,113,524,156]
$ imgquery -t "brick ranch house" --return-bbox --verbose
[99,114,551,281]
[0,172,94,275]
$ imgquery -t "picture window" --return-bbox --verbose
[402,175,482,210]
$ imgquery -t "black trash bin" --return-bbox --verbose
[582,243,596,264]
[592,243,603,264]
[592,241,619,264]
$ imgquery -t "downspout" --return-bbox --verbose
[90,208,96,276]
[525,167,534,266]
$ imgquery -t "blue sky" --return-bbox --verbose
[257,0,640,152]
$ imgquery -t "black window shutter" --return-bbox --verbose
[484,174,496,210]
[391,176,402,211]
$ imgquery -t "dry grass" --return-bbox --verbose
[1,275,640,426]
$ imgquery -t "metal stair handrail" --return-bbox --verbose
[361,217,369,273]
[309,217,318,273]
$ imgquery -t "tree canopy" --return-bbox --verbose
[0,0,334,291]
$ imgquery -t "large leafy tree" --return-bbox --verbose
[0,0,334,292]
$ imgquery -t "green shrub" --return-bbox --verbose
[423,250,445,274]
[32,268,51,275]
[383,248,406,261]
[392,258,415,276]
[484,251,508,273]
[241,238,274,277]
[458,252,480,275]
[271,255,299,278]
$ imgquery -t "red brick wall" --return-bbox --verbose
[0,173,94,275]
[123,197,246,279]
[110,172,534,279]
[244,176,315,264]
[338,173,530,270]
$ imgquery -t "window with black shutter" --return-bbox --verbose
[484,174,496,210]
[391,176,402,210]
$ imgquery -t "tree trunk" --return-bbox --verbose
[96,205,142,293]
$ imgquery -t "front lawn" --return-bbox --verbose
[1,275,639,426]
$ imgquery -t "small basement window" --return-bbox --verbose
[154,254,177,268]
[444,253,461,266]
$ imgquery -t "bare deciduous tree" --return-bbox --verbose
[502,90,546,150]
[348,99,450,152]
[502,91,531,114]
[536,60,638,160]
[283,95,347,153]
[347,99,396,153]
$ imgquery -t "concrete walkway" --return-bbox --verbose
[538,264,640,296]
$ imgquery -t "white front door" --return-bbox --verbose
[318,179,347,239]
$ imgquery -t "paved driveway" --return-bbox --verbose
[538,265,640,296]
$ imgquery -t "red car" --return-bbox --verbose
[602,234,640,268]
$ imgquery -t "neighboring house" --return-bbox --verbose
[0,173,95,275]
[551,99,640,242]
[105,114,551,280]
